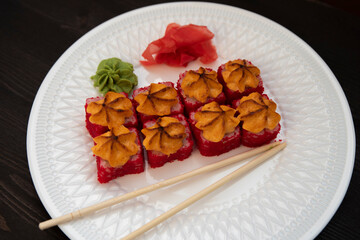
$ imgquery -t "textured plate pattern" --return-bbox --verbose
[27,2,355,240]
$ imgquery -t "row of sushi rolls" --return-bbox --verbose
[84,23,282,183]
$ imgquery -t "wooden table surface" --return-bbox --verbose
[1,0,359,239]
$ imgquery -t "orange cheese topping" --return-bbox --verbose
[237,92,281,133]
[134,83,178,116]
[92,126,139,167]
[222,59,260,92]
[181,67,223,103]
[195,101,240,142]
[141,117,186,155]
[87,91,133,128]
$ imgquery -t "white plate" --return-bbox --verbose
[27,2,355,240]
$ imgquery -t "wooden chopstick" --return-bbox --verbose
[121,142,286,240]
[39,141,283,230]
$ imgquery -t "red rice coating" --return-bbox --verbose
[241,124,281,147]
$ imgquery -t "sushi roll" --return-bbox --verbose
[188,101,241,156]
[85,91,138,138]
[141,114,194,168]
[133,82,184,123]
[233,92,281,147]
[92,126,144,183]
[217,59,264,102]
[176,67,226,114]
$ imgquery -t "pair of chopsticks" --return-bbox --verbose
[39,141,286,240]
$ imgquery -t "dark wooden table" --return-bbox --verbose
[1,0,359,239]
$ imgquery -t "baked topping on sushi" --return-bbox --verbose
[180,67,223,103]
[195,101,240,142]
[222,59,260,92]
[86,91,133,128]
[92,125,140,168]
[237,92,281,133]
[142,116,186,156]
[134,83,178,116]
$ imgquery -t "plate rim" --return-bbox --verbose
[26,2,356,240]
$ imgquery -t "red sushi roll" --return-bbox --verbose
[93,127,144,183]
[85,92,138,138]
[176,67,226,114]
[188,101,241,156]
[233,92,281,147]
[133,82,184,123]
[85,97,108,138]
[141,114,193,168]
[217,59,264,102]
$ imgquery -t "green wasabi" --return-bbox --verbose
[91,58,138,95]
